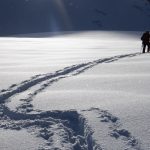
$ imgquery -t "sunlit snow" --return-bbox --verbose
[0,31,150,150]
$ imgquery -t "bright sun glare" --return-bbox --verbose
[51,0,72,31]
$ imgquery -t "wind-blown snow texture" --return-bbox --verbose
[0,0,150,35]
[0,31,150,150]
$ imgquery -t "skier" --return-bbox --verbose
[141,31,150,53]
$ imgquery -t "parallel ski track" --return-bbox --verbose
[0,52,143,150]
[0,52,140,104]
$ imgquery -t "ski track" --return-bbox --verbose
[0,105,101,150]
[0,53,143,150]
[0,52,140,104]
[82,108,142,150]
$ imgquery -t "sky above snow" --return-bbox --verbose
[0,0,150,36]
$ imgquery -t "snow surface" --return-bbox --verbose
[0,31,150,150]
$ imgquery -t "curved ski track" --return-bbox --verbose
[0,53,143,150]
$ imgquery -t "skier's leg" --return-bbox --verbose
[148,43,150,52]
[143,44,146,53]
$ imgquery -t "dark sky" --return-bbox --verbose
[0,0,149,36]
[0,0,93,36]
[0,0,69,35]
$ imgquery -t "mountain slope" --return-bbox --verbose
[0,0,150,35]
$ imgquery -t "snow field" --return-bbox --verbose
[0,31,150,150]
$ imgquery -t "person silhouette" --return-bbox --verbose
[141,31,150,53]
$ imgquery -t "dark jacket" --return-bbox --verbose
[141,32,150,44]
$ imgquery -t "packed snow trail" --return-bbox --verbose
[0,52,144,150]
[0,52,140,104]
[82,108,142,150]
[0,106,142,150]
